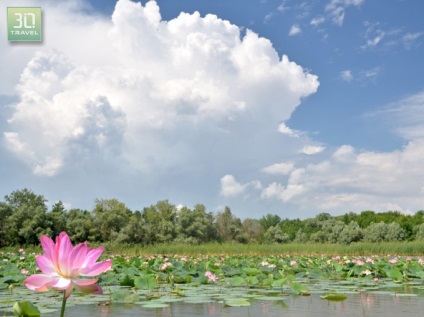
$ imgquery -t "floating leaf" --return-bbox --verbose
[320,294,347,301]
[13,301,41,317]
[110,290,139,303]
[290,282,308,294]
[225,299,250,307]
[134,275,157,290]
[229,276,246,287]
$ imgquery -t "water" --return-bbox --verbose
[44,293,424,317]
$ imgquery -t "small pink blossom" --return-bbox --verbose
[389,258,398,264]
[355,260,365,266]
[159,262,172,270]
[214,262,220,267]
[205,271,217,283]
[361,269,372,276]
[24,231,112,300]
[268,264,276,268]
[21,269,29,275]
[290,260,297,266]
[260,261,269,266]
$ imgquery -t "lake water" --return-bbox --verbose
[43,293,424,317]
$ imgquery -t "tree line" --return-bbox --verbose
[1,188,424,247]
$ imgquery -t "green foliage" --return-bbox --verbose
[215,206,244,242]
[263,226,289,243]
[2,188,424,247]
[13,301,40,317]
[363,222,405,242]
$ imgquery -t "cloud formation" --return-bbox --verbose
[3,0,319,178]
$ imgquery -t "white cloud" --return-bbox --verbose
[220,175,261,197]
[277,122,301,137]
[264,12,275,23]
[301,145,325,155]
[340,70,353,82]
[3,0,319,177]
[258,139,424,214]
[402,32,423,50]
[380,91,424,140]
[310,16,325,27]
[262,162,294,175]
[289,24,302,36]
[249,91,424,215]
[277,1,289,12]
[360,66,382,81]
[325,0,364,26]
[362,31,385,49]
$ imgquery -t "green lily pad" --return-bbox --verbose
[320,294,348,301]
[225,299,250,307]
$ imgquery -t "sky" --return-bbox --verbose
[1,0,424,219]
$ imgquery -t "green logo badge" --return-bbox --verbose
[7,7,42,42]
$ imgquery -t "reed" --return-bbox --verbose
[103,241,424,256]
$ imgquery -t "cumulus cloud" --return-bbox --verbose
[220,175,261,197]
[246,90,424,215]
[262,162,294,175]
[277,122,301,137]
[301,145,325,155]
[3,0,319,178]
[259,140,424,213]
[289,24,302,36]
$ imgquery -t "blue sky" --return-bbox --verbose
[1,0,424,219]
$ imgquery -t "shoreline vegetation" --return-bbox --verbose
[2,189,424,250]
[3,241,424,256]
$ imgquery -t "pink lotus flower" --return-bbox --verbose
[24,232,112,299]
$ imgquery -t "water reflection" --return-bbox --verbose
[45,293,424,317]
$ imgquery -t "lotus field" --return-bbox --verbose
[2,246,424,315]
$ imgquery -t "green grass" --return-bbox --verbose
[102,241,424,256]
[4,241,424,256]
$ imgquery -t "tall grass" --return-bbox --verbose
[4,241,424,256]
[103,241,424,256]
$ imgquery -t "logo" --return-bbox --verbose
[7,7,42,42]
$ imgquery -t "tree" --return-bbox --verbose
[215,206,243,242]
[93,198,132,242]
[116,211,148,244]
[142,200,177,244]
[338,221,363,244]
[176,204,216,244]
[309,219,345,243]
[259,214,281,231]
[293,229,308,243]
[47,201,68,237]
[66,209,95,243]
[363,222,405,242]
[241,218,263,243]
[414,223,424,241]
[4,189,48,245]
[0,202,12,247]
[263,226,289,243]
